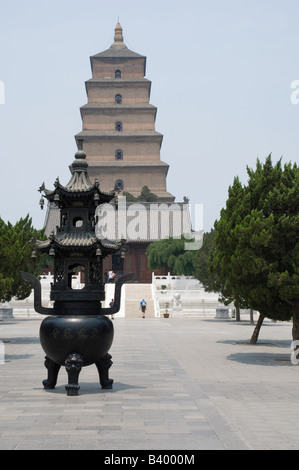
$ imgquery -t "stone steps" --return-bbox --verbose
[124,284,154,318]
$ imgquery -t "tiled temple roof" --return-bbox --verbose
[40,148,115,202]
[44,201,194,243]
[36,231,121,251]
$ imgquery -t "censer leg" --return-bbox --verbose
[95,353,113,389]
[43,356,61,390]
[65,352,83,396]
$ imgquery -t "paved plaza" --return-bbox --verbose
[0,314,298,450]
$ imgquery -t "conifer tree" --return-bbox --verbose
[0,215,45,302]
[210,155,299,340]
[146,236,196,275]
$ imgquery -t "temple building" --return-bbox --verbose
[44,23,193,282]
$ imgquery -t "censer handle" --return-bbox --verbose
[101,273,134,316]
[20,272,54,316]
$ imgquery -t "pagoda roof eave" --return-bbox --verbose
[90,46,146,60]
[42,183,115,202]
[85,77,151,84]
[35,235,123,252]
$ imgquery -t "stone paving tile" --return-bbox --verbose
[0,316,298,450]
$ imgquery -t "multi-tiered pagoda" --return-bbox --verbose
[75,22,174,202]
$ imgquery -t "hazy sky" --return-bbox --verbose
[0,0,299,231]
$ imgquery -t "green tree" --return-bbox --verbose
[123,186,158,202]
[0,215,45,302]
[146,236,196,275]
[138,185,158,202]
[210,155,299,341]
[122,191,137,202]
[193,229,217,292]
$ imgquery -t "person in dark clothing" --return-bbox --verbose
[109,299,114,320]
[140,299,147,318]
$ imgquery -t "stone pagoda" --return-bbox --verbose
[75,22,174,202]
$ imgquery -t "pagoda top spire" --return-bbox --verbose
[91,22,145,59]
[114,22,124,43]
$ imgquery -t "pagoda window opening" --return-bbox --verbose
[115,121,122,132]
[68,264,85,290]
[115,150,123,160]
[115,179,124,191]
[88,212,95,228]
[115,69,121,78]
[61,212,68,227]
[73,216,84,228]
[115,94,122,104]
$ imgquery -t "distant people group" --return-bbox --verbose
[104,270,117,283]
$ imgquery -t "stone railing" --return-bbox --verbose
[152,272,232,318]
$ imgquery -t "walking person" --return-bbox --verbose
[140,299,147,318]
[109,298,114,320]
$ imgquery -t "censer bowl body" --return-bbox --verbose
[39,315,114,366]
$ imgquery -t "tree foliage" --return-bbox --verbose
[123,185,158,202]
[209,155,299,338]
[146,236,196,275]
[193,229,218,291]
[0,215,45,302]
